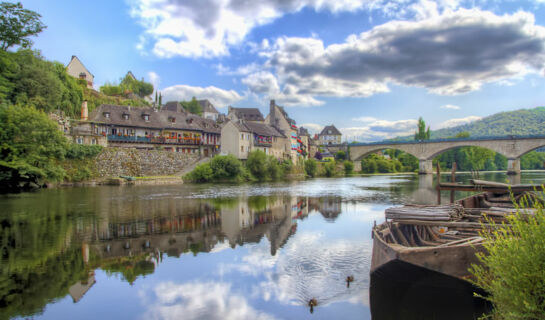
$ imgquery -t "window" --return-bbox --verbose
[143,114,149,121]
[76,137,83,144]
[103,112,110,119]
[241,146,244,152]
[170,117,176,123]
[241,133,244,140]
[328,130,331,134]
[122,114,129,120]
[91,138,96,145]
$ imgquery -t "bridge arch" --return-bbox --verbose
[424,144,509,161]
[351,145,420,162]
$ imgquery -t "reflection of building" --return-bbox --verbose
[69,272,96,303]
[309,197,342,222]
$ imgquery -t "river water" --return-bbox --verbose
[2,172,545,320]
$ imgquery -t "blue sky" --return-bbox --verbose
[19,0,545,141]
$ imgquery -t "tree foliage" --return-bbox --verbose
[0,2,46,51]
[304,159,317,177]
[180,97,202,116]
[99,73,153,99]
[470,195,545,319]
[414,117,431,140]
[0,104,68,190]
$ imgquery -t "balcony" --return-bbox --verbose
[107,135,202,145]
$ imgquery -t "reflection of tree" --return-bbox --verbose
[99,255,155,284]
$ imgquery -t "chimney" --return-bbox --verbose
[269,100,276,125]
[128,105,131,112]
[81,100,88,121]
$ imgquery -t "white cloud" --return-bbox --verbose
[140,281,275,320]
[341,118,419,142]
[161,84,243,108]
[435,115,482,129]
[128,0,374,58]
[244,8,545,106]
[147,71,161,91]
[298,123,324,134]
[439,104,461,110]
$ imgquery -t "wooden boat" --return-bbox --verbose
[371,190,538,281]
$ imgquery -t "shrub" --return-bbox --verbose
[247,150,267,181]
[470,195,545,319]
[324,161,336,177]
[65,144,103,159]
[335,151,346,160]
[281,159,293,176]
[209,155,243,180]
[314,152,323,160]
[344,161,354,174]
[362,158,378,173]
[266,156,281,180]
[304,159,317,177]
[186,163,213,182]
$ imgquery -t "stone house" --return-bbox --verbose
[220,119,285,160]
[66,56,94,89]
[318,125,342,145]
[198,99,220,121]
[72,102,220,155]
[227,107,265,123]
[266,100,307,162]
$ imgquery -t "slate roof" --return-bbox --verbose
[298,127,310,136]
[276,105,296,125]
[198,99,219,114]
[319,125,342,136]
[162,101,186,113]
[229,120,285,137]
[88,104,214,132]
[229,107,265,122]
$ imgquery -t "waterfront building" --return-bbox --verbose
[71,102,220,155]
[220,119,285,159]
[318,125,342,145]
[266,100,308,162]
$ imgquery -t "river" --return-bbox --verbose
[2,172,545,320]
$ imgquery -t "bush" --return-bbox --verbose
[362,158,378,173]
[209,155,243,180]
[247,150,267,181]
[281,159,293,176]
[266,156,281,180]
[470,195,545,319]
[344,161,354,174]
[186,163,213,182]
[65,144,103,159]
[335,151,346,160]
[304,159,317,177]
[324,161,336,177]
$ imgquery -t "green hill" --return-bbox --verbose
[431,106,545,139]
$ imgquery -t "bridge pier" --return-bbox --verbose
[418,159,433,175]
[507,158,520,175]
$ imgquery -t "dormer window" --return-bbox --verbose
[103,112,110,119]
[142,114,150,121]
[328,130,331,134]
[186,118,193,124]
[79,72,86,80]
[169,117,176,123]
[122,113,130,120]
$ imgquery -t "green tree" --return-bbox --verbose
[181,97,202,115]
[266,155,281,180]
[335,150,346,160]
[414,117,430,141]
[209,155,243,180]
[247,150,267,181]
[324,161,336,177]
[0,104,68,190]
[0,2,46,51]
[304,159,317,177]
[343,161,354,174]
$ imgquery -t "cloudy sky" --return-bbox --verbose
[22,0,545,141]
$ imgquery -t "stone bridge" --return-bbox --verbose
[349,135,545,175]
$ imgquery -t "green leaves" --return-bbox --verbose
[0,2,46,51]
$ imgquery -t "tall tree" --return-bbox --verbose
[414,117,431,141]
[181,96,202,115]
[0,2,46,51]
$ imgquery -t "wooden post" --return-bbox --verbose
[436,162,441,205]
[450,162,456,203]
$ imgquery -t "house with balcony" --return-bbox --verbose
[72,103,220,155]
[220,119,285,160]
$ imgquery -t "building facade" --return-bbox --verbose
[318,125,342,145]
[66,56,94,89]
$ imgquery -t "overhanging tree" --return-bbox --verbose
[0,2,46,51]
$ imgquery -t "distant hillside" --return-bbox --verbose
[431,107,545,139]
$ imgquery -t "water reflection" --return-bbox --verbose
[1,172,544,319]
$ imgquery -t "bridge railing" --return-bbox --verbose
[350,134,545,146]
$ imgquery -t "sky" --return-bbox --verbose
[18,0,545,142]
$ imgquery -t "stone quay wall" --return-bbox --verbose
[95,148,200,177]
